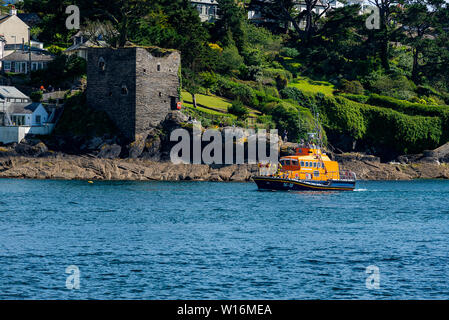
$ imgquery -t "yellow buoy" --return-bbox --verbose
[88,181,94,184]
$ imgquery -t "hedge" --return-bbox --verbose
[283,87,443,154]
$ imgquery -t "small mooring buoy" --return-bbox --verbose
[88,181,94,184]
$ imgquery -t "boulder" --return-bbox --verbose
[141,133,162,160]
[97,144,122,159]
[162,111,189,131]
[87,136,104,150]
[430,142,449,163]
[127,134,146,159]
[14,142,48,157]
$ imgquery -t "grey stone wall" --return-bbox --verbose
[86,47,180,141]
[135,48,181,134]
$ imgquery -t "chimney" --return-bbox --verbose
[10,6,17,16]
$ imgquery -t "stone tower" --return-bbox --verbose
[86,47,181,140]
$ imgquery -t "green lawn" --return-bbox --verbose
[289,77,335,96]
[181,91,261,117]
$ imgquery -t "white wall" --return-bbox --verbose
[0,15,29,46]
[0,124,55,144]
[0,126,29,144]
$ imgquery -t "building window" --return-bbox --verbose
[157,64,161,72]
[159,92,162,97]
[35,115,41,125]
[98,57,106,71]
[121,85,128,95]
[3,61,11,71]
[12,115,26,126]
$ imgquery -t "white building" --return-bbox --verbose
[0,6,29,49]
[248,0,344,28]
[191,0,220,22]
[1,49,54,74]
[9,102,49,127]
[0,86,57,144]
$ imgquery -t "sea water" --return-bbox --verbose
[0,179,449,299]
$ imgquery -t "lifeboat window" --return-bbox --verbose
[314,171,320,177]
[306,162,309,167]
[313,162,316,168]
[300,161,304,167]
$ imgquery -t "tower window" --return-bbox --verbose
[157,64,161,72]
[121,85,128,95]
[98,57,106,71]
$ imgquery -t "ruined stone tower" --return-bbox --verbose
[86,47,181,140]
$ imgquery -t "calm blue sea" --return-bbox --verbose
[0,179,449,299]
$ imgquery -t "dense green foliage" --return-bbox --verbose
[54,92,118,137]
[21,0,449,157]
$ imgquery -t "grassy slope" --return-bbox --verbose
[181,91,261,117]
[289,77,335,96]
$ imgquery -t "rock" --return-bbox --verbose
[423,150,437,157]
[127,134,146,159]
[162,111,189,131]
[141,132,162,160]
[34,142,49,154]
[14,142,48,157]
[418,156,440,164]
[87,137,104,150]
[97,144,122,159]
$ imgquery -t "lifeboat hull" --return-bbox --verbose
[252,176,356,191]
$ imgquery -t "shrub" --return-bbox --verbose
[261,68,293,82]
[340,79,365,95]
[228,100,249,120]
[319,95,443,154]
[340,93,369,104]
[275,75,288,91]
[281,47,300,58]
[279,87,317,108]
[199,72,218,92]
[30,91,43,102]
[217,45,244,74]
[270,102,319,141]
[216,76,256,107]
[365,72,416,100]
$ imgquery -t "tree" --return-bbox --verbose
[398,0,449,86]
[367,0,400,70]
[249,0,334,40]
[88,0,153,47]
[214,0,247,51]
[183,69,201,108]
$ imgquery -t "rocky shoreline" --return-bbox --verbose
[1,154,449,182]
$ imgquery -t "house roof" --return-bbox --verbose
[0,15,12,25]
[11,102,42,114]
[1,50,54,62]
[65,39,108,52]
[0,86,29,100]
